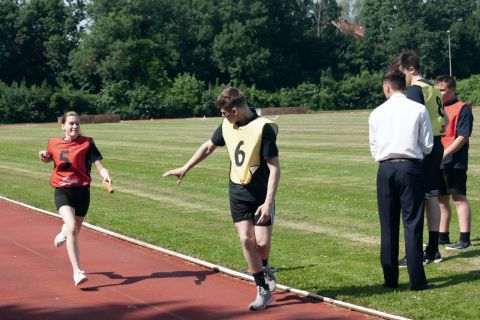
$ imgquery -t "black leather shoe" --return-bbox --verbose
[382,283,398,288]
[410,283,436,291]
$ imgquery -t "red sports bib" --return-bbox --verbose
[47,136,93,187]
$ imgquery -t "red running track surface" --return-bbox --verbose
[0,199,379,320]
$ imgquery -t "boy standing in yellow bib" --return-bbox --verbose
[163,87,280,311]
[392,50,447,267]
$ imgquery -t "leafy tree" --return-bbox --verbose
[0,1,19,84]
[312,0,341,37]
[212,0,270,86]
[14,0,84,85]
[69,0,172,92]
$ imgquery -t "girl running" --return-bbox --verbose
[38,111,112,286]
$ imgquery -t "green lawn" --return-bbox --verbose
[1,111,479,320]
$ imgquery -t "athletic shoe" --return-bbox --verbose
[446,241,472,250]
[398,256,407,268]
[410,283,436,291]
[74,270,88,286]
[54,224,67,248]
[423,250,442,264]
[239,269,253,276]
[249,286,274,311]
[264,265,277,292]
[438,238,451,245]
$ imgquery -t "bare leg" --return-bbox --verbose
[59,206,84,273]
[254,225,272,261]
[425,197,440,232]
[438,195,452,233]
[234,220,262,273]
[452,193,471,233]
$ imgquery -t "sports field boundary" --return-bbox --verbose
[0,195,409,320]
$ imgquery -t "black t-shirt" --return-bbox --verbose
[211,111,279,202]
[441,99,474,170]
[406,79,432,105]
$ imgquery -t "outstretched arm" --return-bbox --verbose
[163,140,217,185]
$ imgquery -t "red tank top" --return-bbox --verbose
[441,101,469,148]
[47,136,93,187]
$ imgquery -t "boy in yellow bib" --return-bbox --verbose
[391,50,447,267]
[163,87,280,311]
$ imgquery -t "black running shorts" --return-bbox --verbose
[54,186,90,217]
[229,198,275,226]
[423,136,444,198]
[439,169,467,196]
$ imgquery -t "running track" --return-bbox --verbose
[0,198,383,320]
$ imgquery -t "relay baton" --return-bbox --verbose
[103,180,114,193]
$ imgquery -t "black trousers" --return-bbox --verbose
[377,159,427,289]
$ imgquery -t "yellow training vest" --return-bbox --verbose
[222,117,278,185]
[413,80,446,136]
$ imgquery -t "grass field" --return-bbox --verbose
[1,111,479,320]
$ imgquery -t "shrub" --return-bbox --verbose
[457,75,480,106]
[336,71,383,109]
[163,73,205,118]
[124,85,164,120]
[0,81,53,123]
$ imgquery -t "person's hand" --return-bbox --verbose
[254,203,272,225]
[163,167,187,185]
[38,150,52,163]
[103,176,112,185]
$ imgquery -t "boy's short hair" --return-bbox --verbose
[383,69,406,92]
[388,57,401,72]
[435,75,456,90]
[398,49,421,71]
[215,87,246,111]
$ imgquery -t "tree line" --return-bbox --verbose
[1,0,479,123]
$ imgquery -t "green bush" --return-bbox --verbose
[273,83,334,111]
[195,84,224,117]
[457,75,480,106]
[163,73,205,118]
[241,85,276,109]
[94,80,131,115]
[49,89,96,118]
[0,81,53,123]
[336,71,383,109]
[124,85,164,120]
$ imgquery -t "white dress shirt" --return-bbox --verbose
[369,92,433,162]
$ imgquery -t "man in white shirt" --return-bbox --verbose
[369,69,435,291]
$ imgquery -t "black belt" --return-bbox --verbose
[380,158,420,163]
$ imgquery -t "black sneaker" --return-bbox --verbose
[446,241,472,250]
[438,238,451,245]
[423,250,443,264]
[398,256,407,268]
[411,283,436,291]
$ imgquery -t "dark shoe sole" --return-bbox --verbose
[411,283,436,291]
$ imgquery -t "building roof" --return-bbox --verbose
[331,20,365,38]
